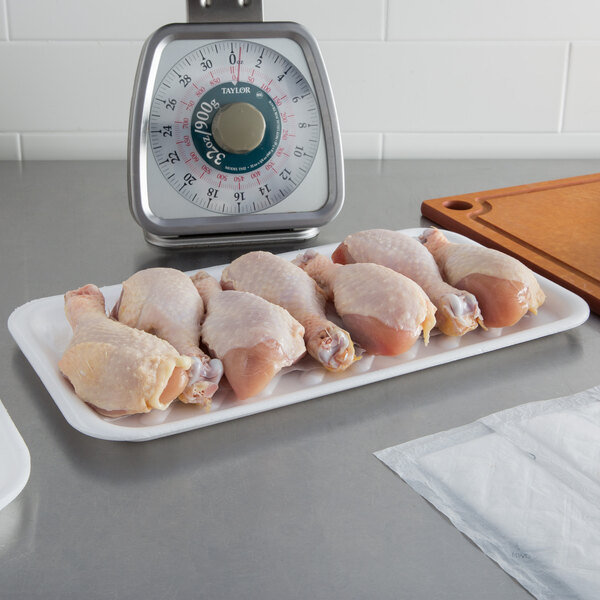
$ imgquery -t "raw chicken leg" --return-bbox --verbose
[221,251,357,372]
[111,267,222,408]
[295,251,436,355]
[420,228,546,328]
[332,229,483,336]
[192,272,305,400]
[59,284,192,417]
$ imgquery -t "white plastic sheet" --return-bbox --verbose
[375,385,600,600]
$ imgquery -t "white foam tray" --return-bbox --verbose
[8,229,590,442]
[0,399,31,510]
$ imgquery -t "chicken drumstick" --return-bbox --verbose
[111,267,222,408]
[59,284,192,417]
[295,251,436,355]
[192,271,305,400]
[421,228,545,328]
[332,229,482,336]
[221,251,357,372]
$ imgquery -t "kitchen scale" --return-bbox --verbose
[128,0,344,248]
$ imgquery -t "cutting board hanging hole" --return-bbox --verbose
[443,200,473,211]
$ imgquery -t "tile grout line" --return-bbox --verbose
[558,41,572,133]
[379,0,389,158]
[2,0,9,41]
[382,0,389,41]
[0,38,595,45]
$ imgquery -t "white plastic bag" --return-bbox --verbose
[375,385,600,600]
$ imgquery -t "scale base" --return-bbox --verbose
[143,227,320,249]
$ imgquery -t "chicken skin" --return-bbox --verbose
[111,267,222,408]
[332,229,482,336]
[192,272,306,400]
[221,251,357,372]
[295,251,436,355]
[420,228,546,328]
[59,284,192,417]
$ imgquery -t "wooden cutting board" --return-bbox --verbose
[420,173,600,314]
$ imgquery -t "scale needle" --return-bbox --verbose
[236,46,242,84]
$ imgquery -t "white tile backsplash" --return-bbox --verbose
[388,0,600,41]
[563,43,600,132]
[7,0,186,41]
[21,132,128,160]
[264,0,386,41]
[0,0,7,40]
[8,0,384,42]
[0,133,19,159]
[341,133,383,160]
[383,132,600,159]
[1,0,599,160]
[0,42,142,132]
[322,42,566,132]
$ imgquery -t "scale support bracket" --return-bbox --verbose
[144,227,320,249]
[187,0,264,23]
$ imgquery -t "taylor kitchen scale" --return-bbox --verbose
[128,0,344,248]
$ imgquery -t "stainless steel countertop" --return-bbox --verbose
[1,159,599,599]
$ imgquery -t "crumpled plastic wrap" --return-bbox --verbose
[375,385,600,600]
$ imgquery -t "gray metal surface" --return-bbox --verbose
[1,159,599,599]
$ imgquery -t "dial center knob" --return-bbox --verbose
[211,102,266,154]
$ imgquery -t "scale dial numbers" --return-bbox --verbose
[148,40,321,215]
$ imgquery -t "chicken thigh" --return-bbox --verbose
[295,251,436,355]
[192,272,306,400]
[332,229,482,336]
[221,251,357,372]
[420,228,546,328]
[111,267,222,408]
[59,284,192,417]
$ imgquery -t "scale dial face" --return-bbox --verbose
[148,39,321,215]
[129,23,344,241]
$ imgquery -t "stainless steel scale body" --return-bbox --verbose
[128,0,344,247]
